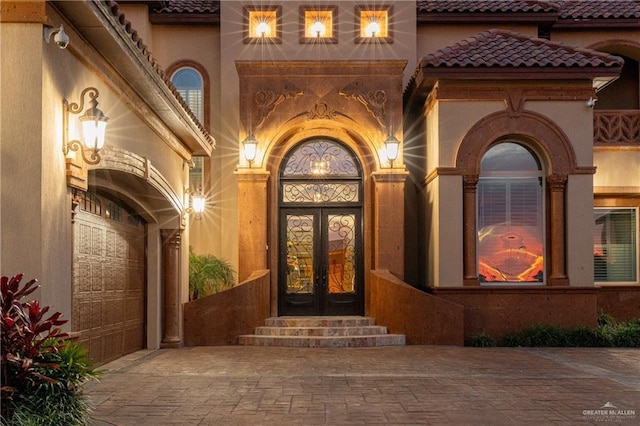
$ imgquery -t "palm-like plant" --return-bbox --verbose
[188,247,236,300]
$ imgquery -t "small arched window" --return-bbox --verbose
[477,142,544,283]
[171,67,205,191]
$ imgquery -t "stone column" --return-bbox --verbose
[372,171,409,279]
[547,174,569,286]
[462,175,480,286]
[235,170,270,283]
[161,229,182,348]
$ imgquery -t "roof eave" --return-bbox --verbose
[417,12,559,25]
[417,66,623,82]
[553,18,640,29]
[149,13,220,25]
[53,1,214,157]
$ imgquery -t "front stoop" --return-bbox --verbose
[238,316,406,348]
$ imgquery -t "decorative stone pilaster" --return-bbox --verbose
[160,229,182,348]
[462,175,480,286]
[235,170,270,283]
[547,174,569,286]
[372,171,409,279]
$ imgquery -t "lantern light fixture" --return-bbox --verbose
[185,187,206,219]
[242,133,258,168]
[63,87,109,165]
[384,131,400,168]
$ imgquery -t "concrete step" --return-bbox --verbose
[238,334,406,348]
[239,316,405,348]
[254,325,388,336]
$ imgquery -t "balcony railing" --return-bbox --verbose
[594,110,640,146]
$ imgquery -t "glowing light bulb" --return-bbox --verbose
[256,21,270,37]
[365,20,380,37]
[311,20,325,37]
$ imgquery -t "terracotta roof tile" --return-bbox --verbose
[417,0,560,14]
[154,0,220,14]
[104,0,213,146]
[418,29,624,70]
[557,0,640,20]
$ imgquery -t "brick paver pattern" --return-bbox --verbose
[85,346,640,425]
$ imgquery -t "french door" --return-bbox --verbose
[279,208,363,316]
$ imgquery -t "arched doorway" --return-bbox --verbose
[278,138,364,316]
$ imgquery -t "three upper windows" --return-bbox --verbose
[243,4,393,44]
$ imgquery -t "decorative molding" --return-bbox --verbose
[594,110,640,146]
[254,86,303,129]
[339,82,388,127]
[547,173,568,191]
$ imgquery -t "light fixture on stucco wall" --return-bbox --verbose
[63,87,109,190]
[185,187,206,219]
[63,87,109,165]
[384,131,400,168]
[242,133,258,168]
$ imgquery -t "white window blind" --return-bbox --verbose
[594,208,638,283]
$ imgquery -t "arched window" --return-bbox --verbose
[171,66,205,191]
[172,67,204,122]
[477,142,544,283]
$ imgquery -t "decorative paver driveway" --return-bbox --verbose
[86,346,639,425]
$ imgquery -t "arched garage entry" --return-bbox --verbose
[73,149,184,364]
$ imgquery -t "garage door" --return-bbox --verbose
[72,191,146,364]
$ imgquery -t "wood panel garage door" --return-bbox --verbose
[72,191,146,364]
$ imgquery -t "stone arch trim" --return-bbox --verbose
[166,60,211,131]
[455,110,578,177]
[90,146,182,217]
[456,110,578,287]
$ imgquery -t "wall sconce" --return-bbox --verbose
[356,5,393,43]
[384,132,400,168]
[63,87,109,165]
[242,133,258,168]
[300,6,337,44]
[44,24,69,49]
[185,187,206,219]
[244,6,281,43]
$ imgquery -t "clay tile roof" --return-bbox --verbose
[418,29,624,70]
[105,0,214,147]
[154,0,220,14]
[557,0,640,20]
[417,0,560,14]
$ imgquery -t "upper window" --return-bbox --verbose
[171,67,205,191]
[477,143,544,283]
[594,208,638,284]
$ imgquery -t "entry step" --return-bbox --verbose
[239,316,405,348]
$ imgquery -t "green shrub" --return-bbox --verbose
[468,332,497,347]
[189,247,236,300]
[494,316,640,348]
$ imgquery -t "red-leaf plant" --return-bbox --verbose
[1,274,68,415]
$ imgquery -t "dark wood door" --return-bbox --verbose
[279,208,362,316]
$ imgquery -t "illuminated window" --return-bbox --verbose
[300,6,337,43]
[477,143,544,284]
[244,6,281,43]
[355,5,392,43]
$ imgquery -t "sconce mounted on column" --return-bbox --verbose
[63,87,109,165]
[242,133,258,168]
[384,131,400,168]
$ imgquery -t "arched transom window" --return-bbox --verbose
[280,139,362,205]
[477,142,544,283]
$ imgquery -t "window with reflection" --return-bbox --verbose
[171,67,205,192]
[477,142,544,283]
[594,208,638,283]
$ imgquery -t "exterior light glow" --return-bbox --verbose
[256,21,270,37]
[384,132,400,168]
[243,134,258,168]
[63,87,109,165]
[365,20,381,37]
[311,20,325,37]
